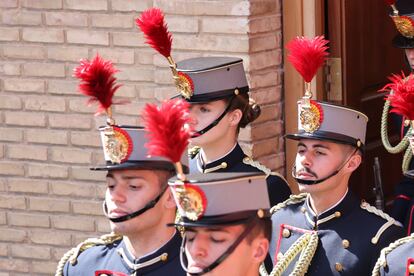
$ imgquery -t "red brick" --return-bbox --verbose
[0,95,22,110]
[91,14,133,28]
[30,229,71,246]
[26,129,68,145]
[50,181,97,198]
[21,0,63,9]
[0,229,26,242]
[49,114,92,129]
[48,46,89,61]
[22,28,64,43]
[250,33,280,52]
[249,50,281,71]
[11,244,50,260]
[249,15,281,34]
[0,162,25,176]
[91,48,135,64]
[0,27,19,41]
[51,147,92,164]
[64,0,107,11]
[27,163,68,179]
[66,30,109,46]
[9,213,50,228]
[7,178,49,194]
[24,95,66,112]
[4,111,46,127]
[2,10,42,26]
[29,197,70,213]
[3,45,46,60]
[45,12,88,26]
[72,200,102,215]
[250,0,279,15]
[111,0,151,11]
[23,63,65,77]
[52,215,95,231]
[3,78,45,93]
[0,258,29,273]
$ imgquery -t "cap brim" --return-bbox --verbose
[392,34,414,49]
[285,131,362,148]
[170,86,249,104]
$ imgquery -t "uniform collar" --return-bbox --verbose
[196,143,243,173]
[302,189,358,229]
[117,231,182,272]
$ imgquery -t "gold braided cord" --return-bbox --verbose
[259,232,319,276]
[380,99,413,172]
[270,194,308,215]
[371,233,414,276]
[242,157,289,184]
[55,232,122,276]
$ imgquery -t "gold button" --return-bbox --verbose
[301,207,306,213]
[409,263,414,274]
[234,89,239,95]
[357,140,362,147]
[243,157,250,162]
[342,239,350,249]
[221,162,227,169]
[257,209,265,218]
[160,253,168,262]
[276,252,284,261]
[334,211,341,218]
[282,228,291,238]
[335,262,343,272]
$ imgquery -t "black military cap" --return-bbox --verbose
[389,0,414,48]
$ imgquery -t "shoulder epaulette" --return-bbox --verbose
[270,193,308,215]
[188,146,200,159]
[371,233,414,276]
[54,232,122,276]
[242,156,288,183]
[360,201,402,245]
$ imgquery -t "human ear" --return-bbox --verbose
[163,188,177,209]
[252,238,269,263]
[345,153,361,173]
[228,109,242,126]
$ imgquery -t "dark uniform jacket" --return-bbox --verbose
[61,232,185,276]
[373,234,414,276]
[269,191,405,275]
[189,143,291,206]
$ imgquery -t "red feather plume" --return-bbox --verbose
[287,36,329,82]
[380,71,414,120]
[384,0,396,6]
[143,99,192,163]
[135,8,172,58]
[73,54,123,115]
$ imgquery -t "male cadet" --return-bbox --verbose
[371,233,414,276]
[268,36,405,275]
[55,55,186,276]
[382,0,414,235]
[168,172,271,276]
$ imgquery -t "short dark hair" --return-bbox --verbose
[154,169,175,190]
[245,217,272,244]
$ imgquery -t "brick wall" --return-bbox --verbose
[0,0,284,275]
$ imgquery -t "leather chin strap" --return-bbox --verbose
[103,187,167,223]
[179,218,257,276]
[191,97,235,138]
[291,148,358,185]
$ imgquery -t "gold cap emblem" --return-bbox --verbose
[300,100,324,133]
[392,15,414,38]
[176,72,194,99]
[174,183,206,221]
[103,126,133,164]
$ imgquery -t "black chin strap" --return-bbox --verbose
[179,218,257,276]
[291,148,358,185]
[103,187,167,223]
[191,97,235,138]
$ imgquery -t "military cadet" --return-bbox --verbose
[268,36,405,275]
[372,233,414,276]
[382,0,414,235]
[168,171,271,276]
[55,55,187,276]
[135,8,291,208]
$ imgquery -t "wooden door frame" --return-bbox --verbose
[282,0,325,193]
